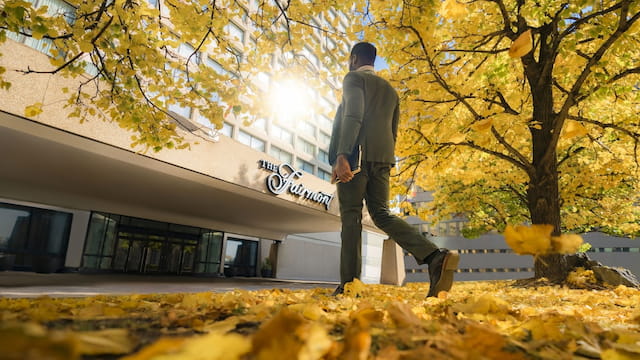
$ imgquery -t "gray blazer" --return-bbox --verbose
[329,69,399,166]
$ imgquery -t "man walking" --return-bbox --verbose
[329,42,459,297]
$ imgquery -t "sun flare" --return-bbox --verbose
[269,79,312,125]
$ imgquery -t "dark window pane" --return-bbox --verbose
[0,206,31,252]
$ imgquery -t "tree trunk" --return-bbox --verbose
[527,55,566,281]
[527,160,567,282]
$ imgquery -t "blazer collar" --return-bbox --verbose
[355,65,375,73]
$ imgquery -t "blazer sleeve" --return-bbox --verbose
[336,72,365,156]
[392,99,399,143]
[328,104,343,165]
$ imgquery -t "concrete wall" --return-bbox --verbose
[404,233,640,282]
[276,232,341,282]
[276,230,387,284]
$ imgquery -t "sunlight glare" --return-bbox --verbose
[269,79,312,125]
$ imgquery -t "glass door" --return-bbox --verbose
[224,237,258,277]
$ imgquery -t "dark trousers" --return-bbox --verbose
[336,161,439,284]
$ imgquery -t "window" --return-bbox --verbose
[318,169,332,182]
[196,116,232,137]
[301,46,319,68]
[225,22,246,44]
[220,122,233,137]
[196,114,214,130]
[7,0,75,56]
[271,124,293,145]
[169,103,192,118]
[326,38,337,51]
[319,97,334,112]
[168,69,192,118]
[205,57,228,76]
[320,131,331,145]
[318,114,333,129]
[269,146,293,164]
[299,121,316,139]
[0,202,71,272]
[238,130,265,151]
[296,159,315,174]
[318,149,329,164]
[310,19,322,37]
[203,57,232,105]
[177,43,201,64]
[251,117,267,132]
[297,137,316,156]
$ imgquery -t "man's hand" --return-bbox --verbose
[332,154,354,183]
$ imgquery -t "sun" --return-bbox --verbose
[268,78,312,125]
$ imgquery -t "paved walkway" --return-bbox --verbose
[0,271,337,298]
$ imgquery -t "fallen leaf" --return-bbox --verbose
[77,328,137,355]
[503,224,553,255]
[509,30,533,58]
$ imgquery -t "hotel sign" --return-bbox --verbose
[259,160,334,210]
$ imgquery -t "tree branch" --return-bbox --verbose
[546,2,640,164]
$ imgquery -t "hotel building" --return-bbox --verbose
[0,0,390,283]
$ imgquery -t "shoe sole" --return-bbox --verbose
[428,251,460,297]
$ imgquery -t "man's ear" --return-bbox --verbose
[350,54,357,66]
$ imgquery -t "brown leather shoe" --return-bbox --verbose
[427,249,459,297]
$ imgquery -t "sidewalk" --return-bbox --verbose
[0,271,337,298]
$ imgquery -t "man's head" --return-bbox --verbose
[349,42,376,71]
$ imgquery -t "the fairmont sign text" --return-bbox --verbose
[259,160,334,210]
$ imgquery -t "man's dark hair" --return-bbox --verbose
[350,42,376,64]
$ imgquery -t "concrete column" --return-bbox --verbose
[360,231,385,284]
[380,239,406,286]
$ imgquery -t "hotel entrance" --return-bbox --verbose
[82,212,223,275]
[112,226,198,274]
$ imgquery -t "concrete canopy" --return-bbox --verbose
[0,111,347,240]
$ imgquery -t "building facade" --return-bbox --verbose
[0,0,388,283]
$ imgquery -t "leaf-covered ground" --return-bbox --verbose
[1,278,639,360]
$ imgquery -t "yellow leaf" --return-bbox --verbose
[566,267,598,287]
[340,316,371,360]
[0,322,79,360]
[121,337,187,360]
[503,224,553,255]
[449,133,466,143]
[24,102,44,117]
[550,234,583,254]
[350,305,384,327]
[562,120,589,139]
[344,278,366,297]
[471,118,493,132]
[440,0,467,19]
[288,303,327,321]
[251,308,332,360]
[79,40,93,53]
[509,30,533,58]
[601,348,639,360]
[452,294,512,316]
[77,328,137,356]
[387,302,421,328]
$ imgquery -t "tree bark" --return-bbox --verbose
[525,37,566,281]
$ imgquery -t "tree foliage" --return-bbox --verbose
[352,0,640,237]
[3,0,640,238]
[0,0,354,151]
